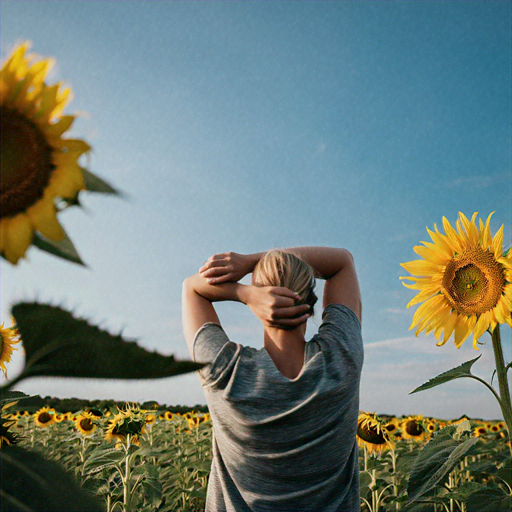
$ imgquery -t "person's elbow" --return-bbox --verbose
[182,275,197,295]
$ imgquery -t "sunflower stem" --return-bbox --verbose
[491,325,512,459]
[466,375,503,408]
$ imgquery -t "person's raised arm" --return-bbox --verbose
[199,247,361,323]
[285,247,361,323]
[182,273,311,353]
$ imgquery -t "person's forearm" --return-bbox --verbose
[283,247,353,279]
[184,273,250,304]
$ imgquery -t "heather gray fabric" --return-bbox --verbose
[192,304,363,512]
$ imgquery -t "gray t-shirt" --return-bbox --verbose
[193,304,363,512]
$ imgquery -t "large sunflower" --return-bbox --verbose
[0,320,20,378]
[401,212,512,349]
[357,412,395,454]
[1,42,90,264]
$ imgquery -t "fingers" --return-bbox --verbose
[205,273,233,284]
[271,304,311,320]
[269,312,311,329]
[201,266,230,278]
[199,256,227,273]
[270,287,302,302]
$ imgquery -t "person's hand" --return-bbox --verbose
[199,252,254,284]
[245,286,312,330]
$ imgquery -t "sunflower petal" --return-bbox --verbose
[401,259,442,277]
[413,244,448,266]
[1,215,33,264]
[26,193,64,241]
[492,225,504,259]
[453,316,471,348]
[442,217,463,253]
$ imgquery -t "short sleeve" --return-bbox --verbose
[316,304,363,372]
[193,322,240,385]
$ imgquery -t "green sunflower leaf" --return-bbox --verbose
[409,355,482,394]
[32,229,85,266]
[81,167,119,195]
[82,447,125,475]
[406,425,479,504]
[0,445,104,512]
[466,485,511,512]
[1,302,202,390]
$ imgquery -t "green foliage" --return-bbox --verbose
[81,167,119,195]
[0,445,104,512]
[409,356,482,394]
[32,229,85,266]
[466,486,512,512]
[406,422,479,504]
[2,302,202,390]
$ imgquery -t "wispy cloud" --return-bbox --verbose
[440,172,511,190]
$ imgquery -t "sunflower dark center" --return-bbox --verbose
[38,412,52,424]
[405,420,423,436]
[357,422,387,445]
[0,106,55,218]
[442,247,505,315]
[80,418,93,431]
[385,424,396,432]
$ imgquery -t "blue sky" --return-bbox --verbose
[1,1,510,419]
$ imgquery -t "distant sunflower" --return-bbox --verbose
[145,413,156,425]
[163,411,174,421]
[401,416,427,442]
[425,421,438,435]
[0,320,20,378]
[33,406,55,427]
[75,411,97,436]
[104,406,145,446]
[1,42,90,264]
[357,412,395,454]
[383,418,401,438]
[473,426,488,437]
[401,212,512,349]
[188,416,201,429]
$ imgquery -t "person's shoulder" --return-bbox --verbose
[321,303,361,331]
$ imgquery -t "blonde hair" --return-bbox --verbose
[252,250,318,315]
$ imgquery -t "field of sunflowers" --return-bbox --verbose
[1,40,511,512]
[1,402,509,512]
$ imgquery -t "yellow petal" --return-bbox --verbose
[59,139,91,155]
[481,212,495,249]
[26,193,64,241]
[427,227,454,257]
[458,212,479,246]
[473,313,490,347]
[410,294,446,331]
[401,259,442,277]
[413,244,448,266]
[453,316,471,348]
[492,225,504,259]
[406,288,439,308]
[438,310,458,345]
[442,217,463,254]
[0,215,33,264]
[37,83,60,122]
[45,115,75,139]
